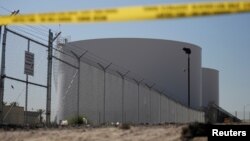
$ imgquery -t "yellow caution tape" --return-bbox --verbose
[0,1,250,25]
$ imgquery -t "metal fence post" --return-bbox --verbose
[71,50,88,118]
[0,26,7,124]
[145,83,155,124]
[97,63,112,124]
[158,90,164,124]
[116,71,129,123]
[133,79,143,124]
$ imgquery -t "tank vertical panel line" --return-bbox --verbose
[174,102,177,123]
[137,83,139,124]
[103,71,106,123]
[149,89,151,123]
[159,93,161,123]
[136,80,140,123]
[121,77,124,123]
[0,26,7,124]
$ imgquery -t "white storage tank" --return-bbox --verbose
[202,68,219,107]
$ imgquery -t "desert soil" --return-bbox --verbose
[0,125,207,141]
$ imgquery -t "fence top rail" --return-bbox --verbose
[6,27,49,48]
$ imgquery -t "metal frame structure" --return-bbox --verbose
[0,26,60,125]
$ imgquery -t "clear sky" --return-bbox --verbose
[1,0,250,120]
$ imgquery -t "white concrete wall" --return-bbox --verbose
[168,100,175,123]
[138,85,150,123]
[124,79,138,123]
[56,40,205,124]
[80,62,104,124]
[160,94,168,123]
[151,90,160,124]
[105,72,122,123]
[57,52,78,121]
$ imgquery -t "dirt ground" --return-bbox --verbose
[0,125,207,141]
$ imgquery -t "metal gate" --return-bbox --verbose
[0,26,57,125]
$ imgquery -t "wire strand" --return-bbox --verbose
[10,26,48,43]
[3,87,26,121]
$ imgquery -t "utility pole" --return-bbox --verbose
[0,26,7,124]
[46,30,61,125]
[46,30,53,125]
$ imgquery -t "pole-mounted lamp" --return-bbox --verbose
[183,47,191,107]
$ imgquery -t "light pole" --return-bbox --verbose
[183,47,191,108]
[243,104,250,122]
[71,50,87,118]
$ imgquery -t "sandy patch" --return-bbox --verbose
[0,125,207,141]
